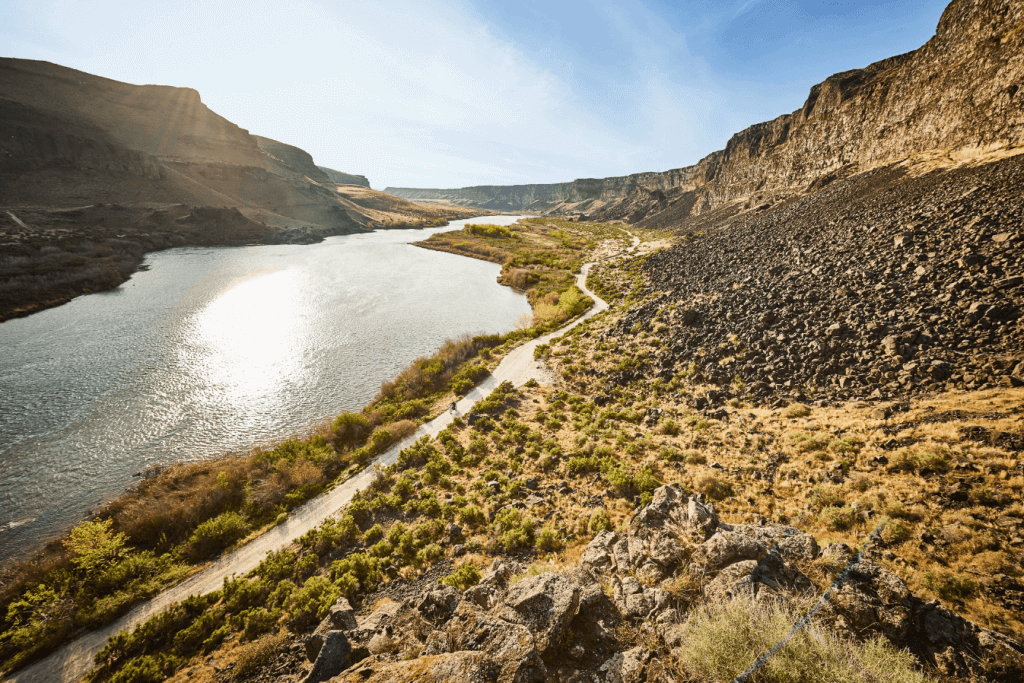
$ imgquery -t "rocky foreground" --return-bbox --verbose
[260,486,1023,682]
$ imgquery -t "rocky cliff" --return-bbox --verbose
[387,0,1024,225]
[0,58,464,234]
[318,166,371,188]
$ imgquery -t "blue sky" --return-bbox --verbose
[1,0,949,189]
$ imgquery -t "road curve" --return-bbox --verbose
[5,238,634,683]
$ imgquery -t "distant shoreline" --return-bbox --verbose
[0,212,491,324]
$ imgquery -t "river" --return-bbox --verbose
[0,215,531,563]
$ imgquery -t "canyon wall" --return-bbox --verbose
[387,0,1024,224]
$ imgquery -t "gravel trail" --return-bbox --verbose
[4,237,632,683]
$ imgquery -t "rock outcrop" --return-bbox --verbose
[289,485,1022,682]
[317,166,371,188]
[387,0,1024,225]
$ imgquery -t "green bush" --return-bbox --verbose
[819,506,858,531]
[879,518,911,545]
[491,508,536,552]
[396,436,437,470]
[241,608,280,641]
[107,655,166,683]
[456,505,487,529]
[924,571,976,602]
[64,519,126,572]
[589,509,613,534]
[535,525,562,552]
[183,512,249,560]
[465,223,516,238]
[440,565,482,590]
[450,364,489,395]
[287,576,340,632]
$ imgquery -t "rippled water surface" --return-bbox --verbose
[0,216,531,561]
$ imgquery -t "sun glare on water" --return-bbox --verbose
[189,268,311,410]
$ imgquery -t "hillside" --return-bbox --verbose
[387,0,1024,224]
[2,1,1023,682]
[0,58,480,320]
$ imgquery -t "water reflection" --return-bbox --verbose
[192,269,306,409]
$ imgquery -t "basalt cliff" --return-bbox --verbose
[387,0,1023,224]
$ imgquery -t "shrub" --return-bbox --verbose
[331,413,372,449]
[396,436,437,470]
[450,364,489,395]
[183,512,249,560]
[233,634,287,680]
[656,419,681,436]
[440,564,482,590]
[676,597,926,683]
[107,655,165,683]
[888,448,950,473]
[828,438,860,454]
[878,518,911,545]
[419,539,447,564]
[589,509,613,534]
[64,518,126,572]
[783,404,811,418]
[287,576,340,632]
[491,508,536,552]
[465,223,515,238]
[924,571,976,602]
[819,506,858,531]
[696,475,734,502]
[241,608,280,641]
[457,505,487,529]
[791,432,828,452]
[535,526,562,552]
[808,485,845,510]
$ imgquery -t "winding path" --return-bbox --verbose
[5,234,637,683]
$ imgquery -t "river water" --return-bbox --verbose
[0,216,531,562]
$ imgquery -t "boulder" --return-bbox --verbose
[329,651,499,682]
[598,646,649,683]
[421,600,546,683]
[703,549,813,603]
[818,557,1024,680]
[626,484,719,582]
[497,572,582,655]
[329,597,358,631]
[301,630,352,683]
[416,586,462,624]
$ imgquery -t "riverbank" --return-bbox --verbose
[5,208,1023,682]
[0,218,624,678]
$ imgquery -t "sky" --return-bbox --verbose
[1,0,950,189]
